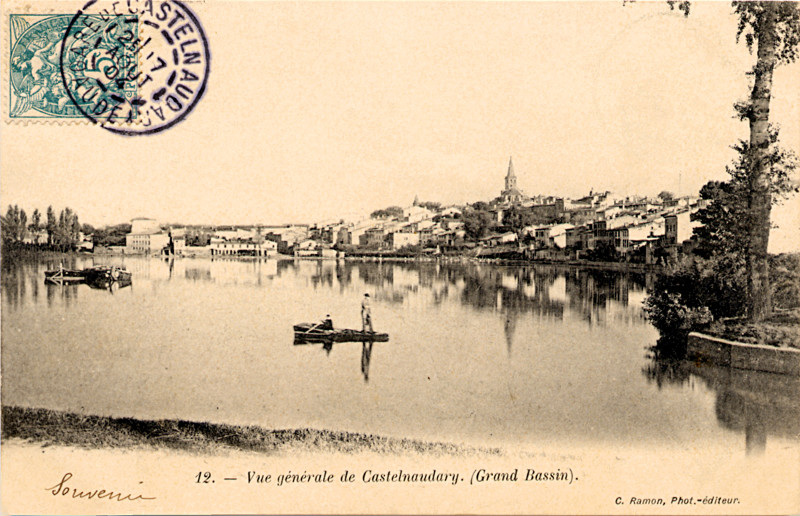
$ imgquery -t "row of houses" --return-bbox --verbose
[109,157,708,260]
[309,203,467,252]
[121,218,316,257]
[476,202,704,263]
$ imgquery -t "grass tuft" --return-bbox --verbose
[1,406,502,457]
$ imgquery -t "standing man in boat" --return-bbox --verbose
[361,293,373,333]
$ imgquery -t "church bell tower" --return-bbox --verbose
[505,156,517,191]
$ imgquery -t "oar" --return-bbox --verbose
[303,322,324,334]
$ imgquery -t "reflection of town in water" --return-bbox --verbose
[3,256,649,327]
[2,255,797,452]
[3,256,651,382]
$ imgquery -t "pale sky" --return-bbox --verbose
[2,1,798,250]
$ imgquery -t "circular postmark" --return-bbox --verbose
[59,0,210,135]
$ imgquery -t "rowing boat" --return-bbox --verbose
[293,323,389,343]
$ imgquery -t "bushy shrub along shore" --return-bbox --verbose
[1,406,501,457]
[645,253,800,354]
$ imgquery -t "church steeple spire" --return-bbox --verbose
[505,156,517,191]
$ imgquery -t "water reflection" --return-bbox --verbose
[293,338,375,384]
[13,255,787,451]
[86,277,132,293]
[644,357,800,454]
[185,267,213,282]
[361,341,373,383]
[2,257,651,328]
[345,262,648,327]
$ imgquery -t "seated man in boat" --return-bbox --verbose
[320,314,334,330]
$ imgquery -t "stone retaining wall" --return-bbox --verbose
[687,332,800,376]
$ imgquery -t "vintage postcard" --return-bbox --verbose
[1,1,799,514]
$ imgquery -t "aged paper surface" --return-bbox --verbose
[1,1,799,514]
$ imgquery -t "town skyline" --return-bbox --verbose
[5,158,799,254]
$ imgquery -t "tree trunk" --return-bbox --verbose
[746,3,778,322]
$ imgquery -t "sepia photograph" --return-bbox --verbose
[1,1,799,514]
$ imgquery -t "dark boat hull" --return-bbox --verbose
[293,323,389,343]
[83,266,132,283]
[87,277,133,291]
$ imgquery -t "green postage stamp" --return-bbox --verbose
[8,13,138,119]
[6,0,210,134]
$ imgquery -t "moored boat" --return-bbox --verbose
[293,322,389,343]
[83,265,132,283]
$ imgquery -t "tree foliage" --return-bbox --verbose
[657,191,675,202]
[30,209,41,233]
[1,205,28,243]
[370,206,403,219]
[92,223,132,247]
[663,1,800,320]
[691,133,798,287]
[462,206,495,240]
[734,1,800,64]
[646,133,798,347]
[2,205,84,250]
[417,201,442,212]
[502,206,537,236]
[666,1,691,17]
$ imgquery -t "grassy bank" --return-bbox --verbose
[0,243,84,262]
[1,406,501,457]
[705,310,800,349]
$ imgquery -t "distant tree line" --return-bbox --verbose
[92,223,132,247]
[1,205,89,251]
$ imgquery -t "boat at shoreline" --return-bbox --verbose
[293,323,389,343]
[82,265,132,283]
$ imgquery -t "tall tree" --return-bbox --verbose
[30,208,41,232]
[2,205,19,242]
[665,2,800,320]
[732,2,800,320]
[46,205,56,245]
[1,205,30,242]
[71,214,81,242]
[17,208,27,242]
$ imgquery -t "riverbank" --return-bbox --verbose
[704,310,800,350]
[687,332,800,375]
[2,243,665,273]
[0,244,88,262]
[343,254,659,272]
[1,406,500,457]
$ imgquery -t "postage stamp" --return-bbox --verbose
[8,13,95,119]
[5,0,209,135]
